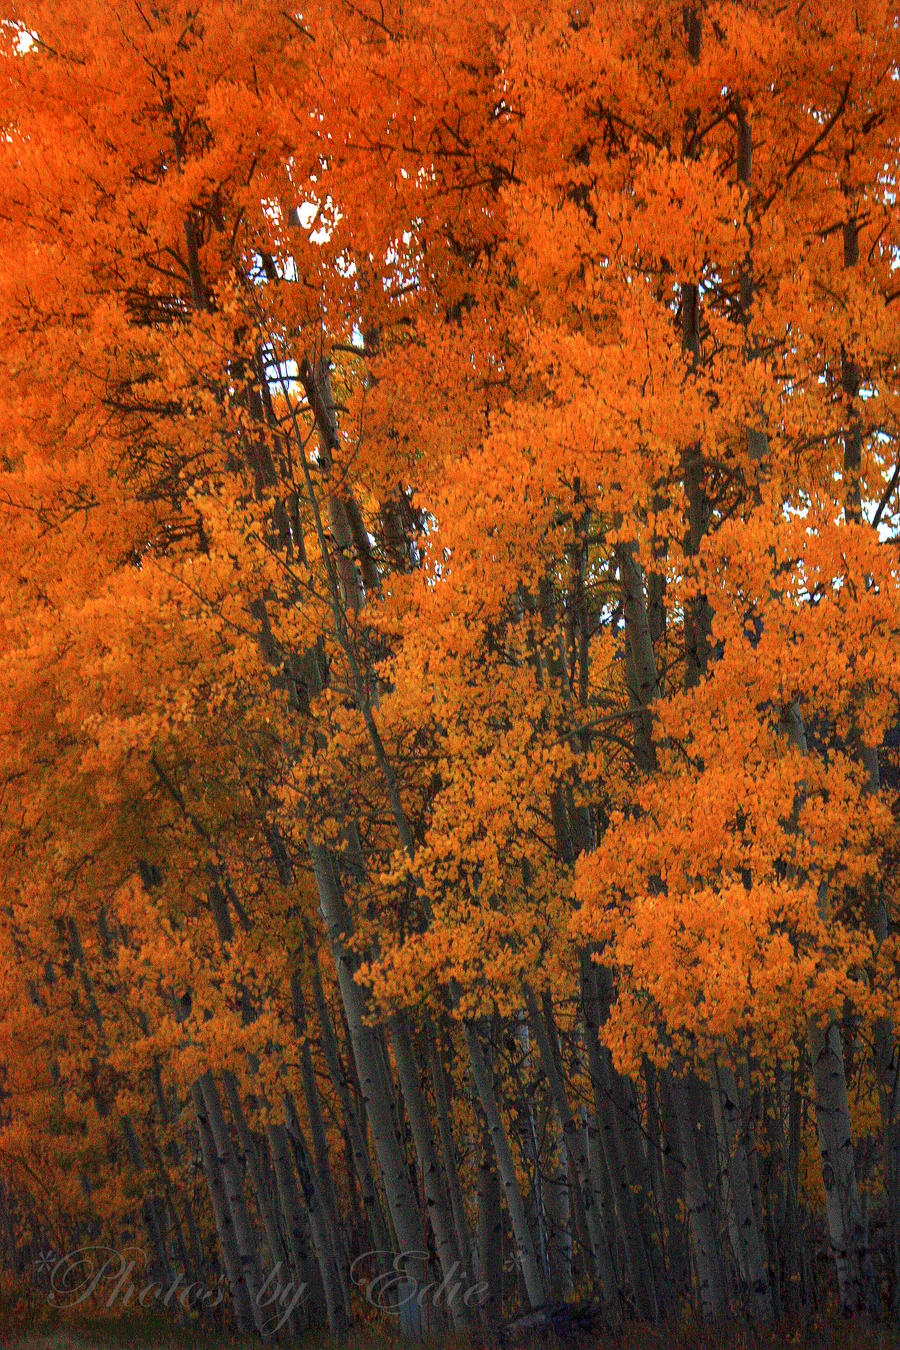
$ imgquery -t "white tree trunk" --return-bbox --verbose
[670,1072,726,1322]
[290,975,350,1309]
[198,1072,269,1335]
[389,1010,474,1328]
[524,983,617,1303]
[283,1091,349,1333]
[267,1120,322,1322]
[428,1023,477,1292]
[808,1018,876,1313]
[221,1070,308,1336]
[311,956,393,1256]
[309,840,429,1317]
[708,1058,773,1320]
[475,1119,505,1324]
[545,1118,574,1301]
[462,1016,548,1309]
[191,1074,256,1332]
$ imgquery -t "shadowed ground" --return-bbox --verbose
[5,1314,900,1350]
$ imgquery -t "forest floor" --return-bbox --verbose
[5,1313,900,1350]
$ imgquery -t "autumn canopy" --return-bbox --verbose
[0,0,898,1335]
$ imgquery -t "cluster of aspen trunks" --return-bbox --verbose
[5,890,900,1335]
[3,354,898,1339]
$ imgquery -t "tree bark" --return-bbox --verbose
[524,982,617,1305]
[309,841,429,1314]
[461,1015,549,1309]
[708,1058,773,1320]
[191,1073,257,1333]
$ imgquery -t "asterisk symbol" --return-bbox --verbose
[33,1250,57,1275]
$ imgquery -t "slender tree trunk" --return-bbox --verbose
[221,1070,308,1336]
[461,1015,548,1309]
[545,1118,574,1301]
[475,1117,505,1325]
[581,959,659,1320]
[267,1120,322,1324]
[191,1074,256,1333]
[311,956,392,1257]
[708,1057,773,1320]
[428,1021,477,1294]
[650,1061,692,1305]
[524,982,617,1305]
[309,841,428,1309]
[282,1091,349,1333]
[198,1072,269,1335]
[290,974,350,1309]
[514,1016,549,1291]
[807,1018,877,1314]
[389,1007,473,1328]
[781,704,878,1314]
[120,1115,177,1301]
[670,1071,726,1322]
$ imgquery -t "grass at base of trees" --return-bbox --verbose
[5,1312,900,1350]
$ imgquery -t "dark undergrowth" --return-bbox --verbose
[4,1309,900,1350]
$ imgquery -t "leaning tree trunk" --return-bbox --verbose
[221,1070,309,1337]
[290,974,351,1310]
[545,1117,574,1301]
[475,1116,506,1324]
[295,372,532,1326]
[708,1057,774,1321]
[461,1013,549,1310]
[267,1120,324,1322]
[389,1007,474,1329]
[190,1073,257,1333]
[309,841,428,1302]
[781,703,879,1315]
[428,1021,477,1293]
[524,982,617,1305]
[198,1072,270,1336]
[311,955,393,1257]
[291,361,468,1327]
[282,1090,349,1334]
